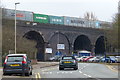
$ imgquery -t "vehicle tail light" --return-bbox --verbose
[22,56,27,64]
[4,56,8,64]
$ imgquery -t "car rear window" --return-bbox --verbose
[7,56,23,62]
[63,57,74,60]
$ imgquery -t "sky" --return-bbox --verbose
[1,0,119,22]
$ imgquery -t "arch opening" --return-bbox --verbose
[74,35,92,52]
[48,32,70,59]
[23,31,45,61]
[95,36,106,56]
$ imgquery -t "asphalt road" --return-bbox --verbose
[2,63,119,80]
[33,63,118,79]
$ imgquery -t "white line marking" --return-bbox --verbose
[79,71,83,73]
[83,74,88,76]
[57,72,60,74]
[49,72,52,74]
[87,75,92,77]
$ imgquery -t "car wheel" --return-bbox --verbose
[59,67,64,70]
[3,73,7,76]
[25,72,30,76]
[74,67,78,70]
[30,71,32,75]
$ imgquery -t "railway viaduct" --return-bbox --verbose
[16,21,105,61]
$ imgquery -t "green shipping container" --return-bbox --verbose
[33,13,49,23]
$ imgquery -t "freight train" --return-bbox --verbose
[2,8,112,28]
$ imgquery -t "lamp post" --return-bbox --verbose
[15,2,20,54]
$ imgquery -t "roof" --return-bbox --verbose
[7,54,27,56]
[78,50,91,53]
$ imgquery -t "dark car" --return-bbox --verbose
[3,54,32,76]
[59,56,78,70]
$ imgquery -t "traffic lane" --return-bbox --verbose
[35,63,92,78]
[80,63,118,78]
[34,63,118,79]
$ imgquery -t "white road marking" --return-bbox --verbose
[49,72,52,74]
[87,75,92,77]
[79,71,83,73]
[57,72,60,74]
[83,73,87,76]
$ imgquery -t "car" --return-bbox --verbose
[115,56,120,63]
[59,56,78,70]
[88,56,100,62]
[109,56,117,63]
[82,56,94,62]
[100,56,117,63]
[77,56,88,62]
[49,56,62,61]
[100,57,110,63]
[3,54,32,76]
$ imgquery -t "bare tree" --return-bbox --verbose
[84,12,97,20]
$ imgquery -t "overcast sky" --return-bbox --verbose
[1,0,119,22]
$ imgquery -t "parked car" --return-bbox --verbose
[3,54,32,76]
[108,56,117,63]
[82,56,94,62]
[59,56,78,70]
[88,56,100,62]
[49,56,62,61]
[77,56,88,62]
[115,56,120,63]
[100,57,110,63]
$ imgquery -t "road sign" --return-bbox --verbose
[45,48,52,53]
[57,44,65,49]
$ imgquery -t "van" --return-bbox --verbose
[3,54,32,76]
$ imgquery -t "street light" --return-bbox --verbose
[15,2,20,54]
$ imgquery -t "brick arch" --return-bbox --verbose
[23,30,45,61]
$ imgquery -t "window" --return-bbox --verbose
[7,56,23,62]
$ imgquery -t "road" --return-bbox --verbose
[2,62,119,80]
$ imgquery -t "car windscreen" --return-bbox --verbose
[7,56,23,62]
[62,57,74,60]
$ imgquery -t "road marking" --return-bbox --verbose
[79,71,83,73]
[87,75,92,77]
[57,72,60,74]
[83,74,88,76]
[35,73,37,79]
[49,72,52,74]
[35,73,41,80]
[106,65,118,72]
[37,73,41,78]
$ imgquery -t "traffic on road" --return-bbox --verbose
[1,52,119,80]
